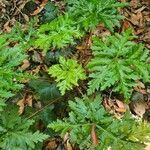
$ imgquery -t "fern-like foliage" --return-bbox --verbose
[66,0,128,31]
[0,35,27,100]
[34,13,83,52]
[0,107,48,150]
[48,96,150,150]
[87,29,150,101]
[48,56,86,95]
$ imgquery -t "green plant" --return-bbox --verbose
[29,79,61,100]
[66,0,127,31]
[1,0,149,149]
[0,27,48,150]
[87,29,150,101]
[48,56,86,95]
[7,21,36,49]
[0,35,27,100]
[0,107,48,150]
[48,95,150,150]
[34,13,83,52]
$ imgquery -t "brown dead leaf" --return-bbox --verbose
[103,98,113,110]
[30,0,48,16]
[63,133,74,150]
[64,132,69,142]
[130,12,144,27]
[130,0,138,8]
[135,28,145,35]
[135,6,146,13]
[26,95,33,107]
[20,59,30,70]
[91,124,99,146]
[115,100,126,113]
[94,25,111,37]
[115,107,127,113]
[103,97,127,119]
[44,138,62,150]
[31,65,41,74]
[65,140,73,150]
[23,13,29,22]
[122,20,133,32]
[3,21,12,32]
[45,139,58,150]
[17,95,33,115]
[17,98,25,115]
[134,81,147,94]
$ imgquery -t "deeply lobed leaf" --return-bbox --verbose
[34,13,83,52]
[0,35,27,102]
[48,56,86,95]
[66,0,128,31]
[49,96,150,149]
[0,108,48,150]
[87,29,150,101]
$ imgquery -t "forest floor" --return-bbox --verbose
[0,0,150,149]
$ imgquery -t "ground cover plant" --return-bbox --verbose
[0,0,150,150]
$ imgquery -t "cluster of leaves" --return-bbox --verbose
[1,0,150,149]
[0,26,48,149]
[0,22,36,109]
[0,35,26,100]
[49,95,150,150]
[0,107,48,150]
[33,0,149,148]
[33,0,127,52]
[66,0,128,31]
[87,29,150,101]
[48,56,86,95]
[34,14,83,51]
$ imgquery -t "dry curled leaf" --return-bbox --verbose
[17,95,33,115]
[45,139,58,150]
[134,81,147,94]
[115,100,126,113]
[30,0,48,16]
[17,98,25,115]
[63,132,74,150]
[103,98,113,110]
[26,95,33,107]
[91,124,99,146]
[65,140,73,150]
[3,21,12,32]
[130,12,144,27]
[64,132,69,142]
[20,59,30,70]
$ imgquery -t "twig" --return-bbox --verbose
[27,97,62,119]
